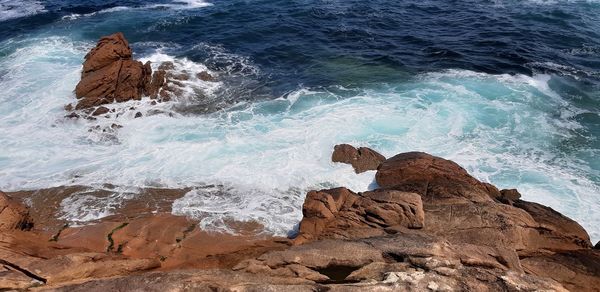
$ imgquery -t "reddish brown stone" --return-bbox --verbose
[376,152,495,203]
[74,33,152,109]
[332,144,386,173]
[0,191,33,231]
[294,188,424,244]
[91,106,109,116]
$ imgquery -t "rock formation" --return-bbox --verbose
[74,33,153,109]
[71,33,218,114]
[293,188,424,244]
[331,144,386,173]
[1,149,598,291]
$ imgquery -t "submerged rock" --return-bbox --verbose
[91,106,109,116]
[331,144,385,173]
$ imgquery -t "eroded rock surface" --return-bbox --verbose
[294,188,424,244]
[74,33,152,109]
[1,149,598,291]
[376,151,499,203]
[0,191,33,231]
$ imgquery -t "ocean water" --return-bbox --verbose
[0,0,598,241]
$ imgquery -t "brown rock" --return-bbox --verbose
[74,33,152,109]
[197,71,216,82]
[148,69,166,98]
[331,144,386,173]
[2,151,597,291]
[64,112,79,119]
[497,188,521,204]
[0,191,33,231]
[375,152,495,203]
[520,249,600,292]
[81,32,132,74]
[513,200,592,250]
[294,188,424,244]
[0,267,43,290]
[235,232,566,290]
[91,106,109,116]
[56,222,125,252]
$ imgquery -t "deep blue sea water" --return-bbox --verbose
[0,0,599,240]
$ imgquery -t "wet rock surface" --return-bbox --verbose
[68,33,219,120]
[0,148,598,291]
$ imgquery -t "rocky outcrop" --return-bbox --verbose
[287,149,597,290]
[234,233,569,291]
[375,152,499,203]
[74,33,152,109]
[332,144,386,173]
[294,188,423,244]
[71,33,218,113]
[1,149,598,291]
[0,191,33,231]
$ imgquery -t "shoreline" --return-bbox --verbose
[1,147,598,291]
[1,32,599,291]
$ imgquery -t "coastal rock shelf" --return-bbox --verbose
[1,148,598,291]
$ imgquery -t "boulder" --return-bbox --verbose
[520,249,600,292]
[512,200,592,250]
[0,191,33,231]
[294,188,424,244]
[91,106,109,116]
[74,33,152,109]
[375,152,497,204]
[331,144,386,173]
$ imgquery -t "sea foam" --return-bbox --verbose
[0,0,45,21]
[0,37,598,241]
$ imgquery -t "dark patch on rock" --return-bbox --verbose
[92,106,110,116]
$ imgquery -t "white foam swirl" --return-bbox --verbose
[0,37,598,241]
[0,0,45,21]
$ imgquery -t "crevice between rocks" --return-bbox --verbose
[49,223,69,242]
[313,265,361,284]
[106,222,129,253]
[176,224,196,245]
[0,259,47,284]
